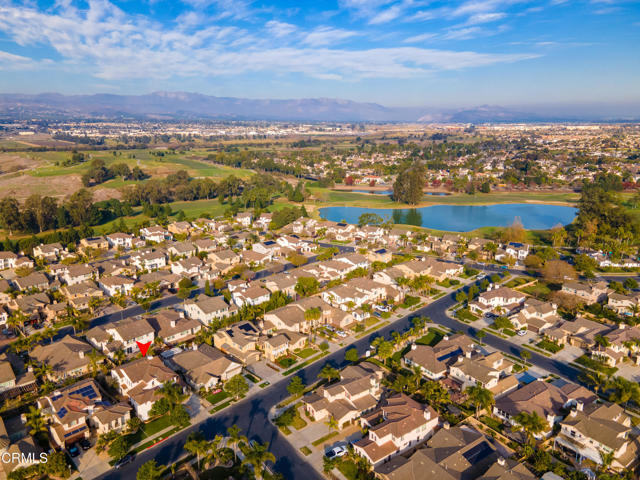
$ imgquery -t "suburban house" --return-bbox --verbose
[511,298,560,333]
[555,402,640,470]
[146,309,202,345]
[166,344,243,390]
[130,250,167,271]
[62,264,96,286]
[14,273,50,292]
[259,330,306,362]
[403,344,448,380]
[354,394,439,466]
[86,317,155,356]
[469,285,526,316]
[90,403,132,436]
[545,317,611,349]
[208,249,241,266]
[448,352,517,397]
[111,356,182,420]
[30,335,98,381]
[232,285,271,308]
[38,379,101,447]
[494,380,597,438]
[33,242,65,262]
[561,281,610,304]
[213,321,261,364]
[139,226,172,243]
[591,325,640,367]
[608,292,640,315]
[106,232,140,249]
[374,425,502,480]
[184,295,236,325]
[304,362,384,429]
[0,251,17,270]
[98,275,135,296]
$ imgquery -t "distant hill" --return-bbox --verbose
[0,92,637,123]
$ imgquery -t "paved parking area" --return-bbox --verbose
[70,448,111,480]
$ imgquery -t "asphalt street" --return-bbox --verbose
[94,283,587,480]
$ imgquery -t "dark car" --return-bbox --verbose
[114,453,135,469]
[67,444,80,458]
[79,438,92,451]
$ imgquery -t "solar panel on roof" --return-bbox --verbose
[57,407,68,418]
[462,441,493,465]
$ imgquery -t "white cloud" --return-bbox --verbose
[265,20,297,38]
[302,26,358,46]
[464,12,507,24]
[403,32,437,43]
[0,1,538,82]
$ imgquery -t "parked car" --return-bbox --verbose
[114,453,136,469]
[325,446,347,459]
[79,438,92,450]
[336,331,347,338]
[517,329,527,337]
[67,444,80,458]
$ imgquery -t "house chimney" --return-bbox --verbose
[170,320,176,328]
[443,335,449,341]
[570,409,578,417]
[442,421,450,430]
[576,401,584,412]
[179,311,185,318]
[497,457,506,466]
[411,343,417,351]
[193,344,198,351]
[79,351,84,358]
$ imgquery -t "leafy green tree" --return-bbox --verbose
[465,384,495,418]
[170,404,191,426]
[243,441,276,480]
[513,411,549,445]
[224,374,249,399]
[227,424,248,462]
[137,459,164,480]
[393,164,426,205]
[108,435,132,461]
[295,277,319,297]
[318,364,340,382]
[345,347,359,363]
[287,376,305,396]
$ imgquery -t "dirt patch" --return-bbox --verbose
[0,153,43,175]
[0,173,83,201]
[92,187,122,202]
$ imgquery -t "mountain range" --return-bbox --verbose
[0,92,638,123]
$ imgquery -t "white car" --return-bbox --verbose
[517,330,527,336]
[375,304,391,312]
[326,446,347,459]
[336,331,347,338]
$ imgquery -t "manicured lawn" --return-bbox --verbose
[277,355,297,368]
[364,317,379,327]
[521,282,551,299]
[574,354,618,375]
[300,446,312,456]
[141,415,174,437]
[455,308,478,322]
[415,329,444,347]
[311,431,339,447]
[400,295,421,308]
[206,390,230,405]
[296,347,317,359]
[537,339,564,353]
[244,373,259,383]
[209,400,233,414]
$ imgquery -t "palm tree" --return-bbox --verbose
[42,326,56,345]
[599,449,615,473]
[34,362,53,381]
[25,406,48,437]
[610,376,640,411]
[580,371,608,397]
[465,383,495,418]
[113,349,127,365]
[318,364,340,383]
[204,434,228,468]
[243,441,276,480]
[325,416,339,432]
[7,311,26,336]
[184,432,209,471]
[88,349,102,377]
[421,381,451,412]
[227,424,247,462]
[513,411,549,445]
[155,381,186,407]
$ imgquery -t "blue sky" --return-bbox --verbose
[0,0,638,107]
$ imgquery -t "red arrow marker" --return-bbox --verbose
[137,341,152,357]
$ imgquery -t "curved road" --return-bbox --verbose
[95,283,585,480]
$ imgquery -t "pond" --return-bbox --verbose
[318,203,577,232]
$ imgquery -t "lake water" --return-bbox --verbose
[318,203,577,232]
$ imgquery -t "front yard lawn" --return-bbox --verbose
[537,339,564,354]
[574,354,618,375]
[296,347,317,359]
[416,329,444,347]
[455,308,478,322]
[206,390,230,405]
[364,317,379,327]
[400,296,421,309]
[277,355,297,368]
